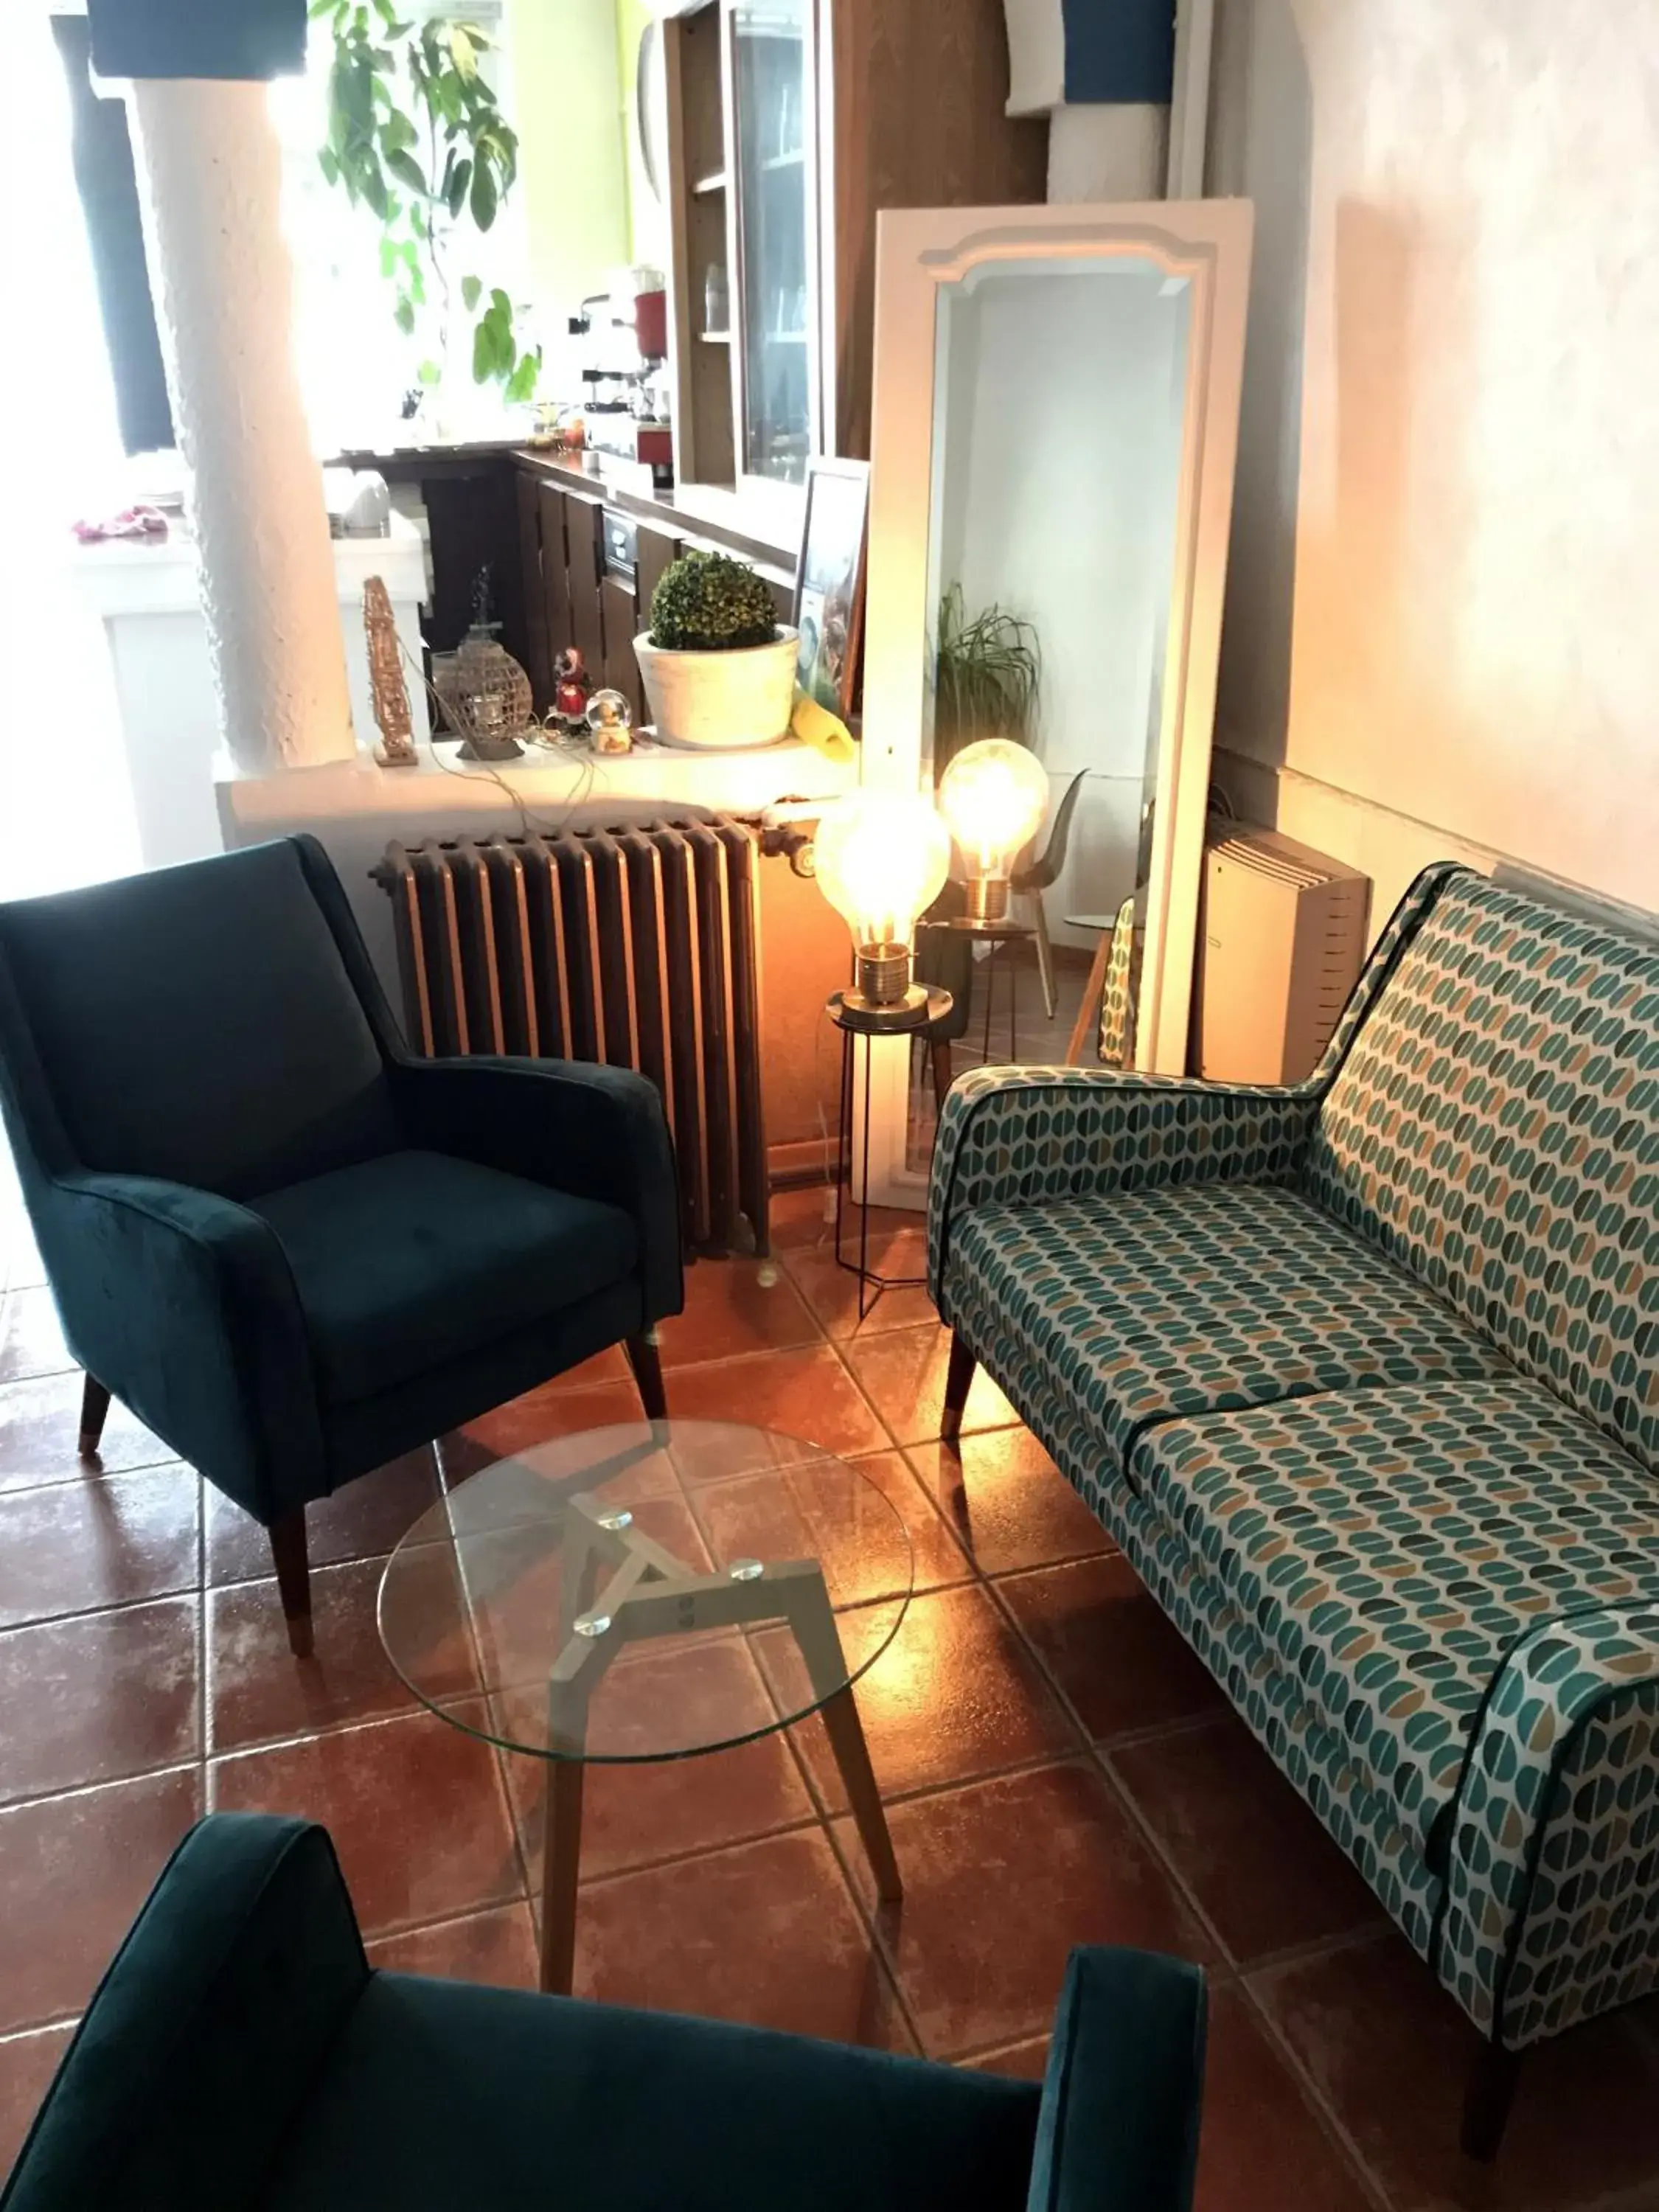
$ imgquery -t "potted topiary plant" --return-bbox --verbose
[635,551,799,750]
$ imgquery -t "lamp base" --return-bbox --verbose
[827,984,941,1036]
[964,874,1011,923]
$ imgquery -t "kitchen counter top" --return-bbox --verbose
[511,450,801,574]
[330,434,800,574]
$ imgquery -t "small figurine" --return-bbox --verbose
[585,687,634,754]
[553,647,591,734]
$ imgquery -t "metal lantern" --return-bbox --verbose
[434,568,535,761]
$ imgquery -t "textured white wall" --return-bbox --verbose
[130,79,355,776]
[1210,0,1659,922]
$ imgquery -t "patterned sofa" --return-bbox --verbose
[928,863,1659,2157]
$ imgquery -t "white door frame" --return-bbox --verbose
[856,199,1254,1210]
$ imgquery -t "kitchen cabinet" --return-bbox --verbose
[518,459,794,730]
[663,0,1047,490]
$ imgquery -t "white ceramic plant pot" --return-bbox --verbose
[635,627,799,751]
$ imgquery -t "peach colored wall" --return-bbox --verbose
[1208,0,1659,933]
[758,850,847,1162]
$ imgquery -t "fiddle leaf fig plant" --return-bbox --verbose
[310,0,540,401]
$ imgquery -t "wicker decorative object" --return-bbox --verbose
[434,628,534,761]
[363,576,417,767]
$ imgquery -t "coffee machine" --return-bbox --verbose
[569,270,673,494]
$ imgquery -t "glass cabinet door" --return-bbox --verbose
[728,0,815,485]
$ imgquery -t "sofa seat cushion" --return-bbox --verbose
[248,1150,638,1405]
[947,1182,1507,1469]
[271,1970,1040,2211]
[1131,1377,1659,1844]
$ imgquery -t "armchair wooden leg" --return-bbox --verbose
[1461,2042,1521,2163]
[625,1332,669,1423]
[941,1332,977,1444]
[930,1039,955,1119]
[77,1375,111,1460]
[268,1509,313,1658]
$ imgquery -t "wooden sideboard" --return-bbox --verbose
[333,442,796,719]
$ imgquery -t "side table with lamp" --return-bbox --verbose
[933,737,1055,1068]
[813,792,952,1316]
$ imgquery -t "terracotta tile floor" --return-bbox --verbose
[0,1189,1652,2209]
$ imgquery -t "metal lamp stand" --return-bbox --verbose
[827,984,952,1320]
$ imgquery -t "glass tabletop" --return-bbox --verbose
[378,1421,914,1765]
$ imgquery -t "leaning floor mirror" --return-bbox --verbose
[856,199,1253,1206]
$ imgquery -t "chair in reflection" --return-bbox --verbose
[1011,768,1088,1018]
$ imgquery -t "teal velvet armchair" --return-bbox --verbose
[0,838,684,1652]
[0,1815,1209,2211]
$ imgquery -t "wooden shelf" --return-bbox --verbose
[692,170,728,195]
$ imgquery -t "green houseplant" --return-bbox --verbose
[931,581,1042,776]
[636,551,799,751]
[311,0,539,402]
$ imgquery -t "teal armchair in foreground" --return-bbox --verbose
[0,1815,1208,2212]
[0,838,683,1652]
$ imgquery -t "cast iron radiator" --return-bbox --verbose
[371,821,768,1256]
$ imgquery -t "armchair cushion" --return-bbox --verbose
[248,1150,638,1406]
[945,1182,1506,1473]
[271,1972,1041,2212]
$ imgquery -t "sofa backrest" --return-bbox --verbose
[0,839,400,1200]
[1305,869,1659,1472]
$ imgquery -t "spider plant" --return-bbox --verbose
[931,582,1042,777]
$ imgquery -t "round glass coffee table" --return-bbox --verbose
[378,1419,913,1994]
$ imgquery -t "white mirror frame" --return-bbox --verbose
[855,199,1253,1211]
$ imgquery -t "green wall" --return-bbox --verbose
[506,0,631,324]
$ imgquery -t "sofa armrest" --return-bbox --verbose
[1,1816,369,2212]
[1029,1946,1208,2212]
[46,1171,324,1523]
[389,1056,683,1325]
[1438,1605,1659,2048]
[928,1066,1319,1313]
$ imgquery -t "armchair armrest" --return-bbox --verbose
[1029,1946,1208,2212]
[390,1056,683,1324]
[1,1816,369,2212]
[1438,1604,1659,2049]
[928,1065,1320,1312]
[44,1171,324,1523]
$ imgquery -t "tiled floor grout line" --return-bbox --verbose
[571,1803,832,1897]
[1223,1969,1397,2212]
[813,1802,928,2058]
[970,1566,1247,1984]
[0,1455,184,1500]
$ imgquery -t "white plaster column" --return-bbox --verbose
[128,77,354,773]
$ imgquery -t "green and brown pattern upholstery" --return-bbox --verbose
[928,860,1659,2063]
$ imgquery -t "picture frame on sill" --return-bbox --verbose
[792,456,869,719]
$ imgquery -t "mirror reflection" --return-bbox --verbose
[907,254,1193,1167]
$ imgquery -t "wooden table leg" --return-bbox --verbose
[821,1685,902,1903]
[538,1758,585,1995]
